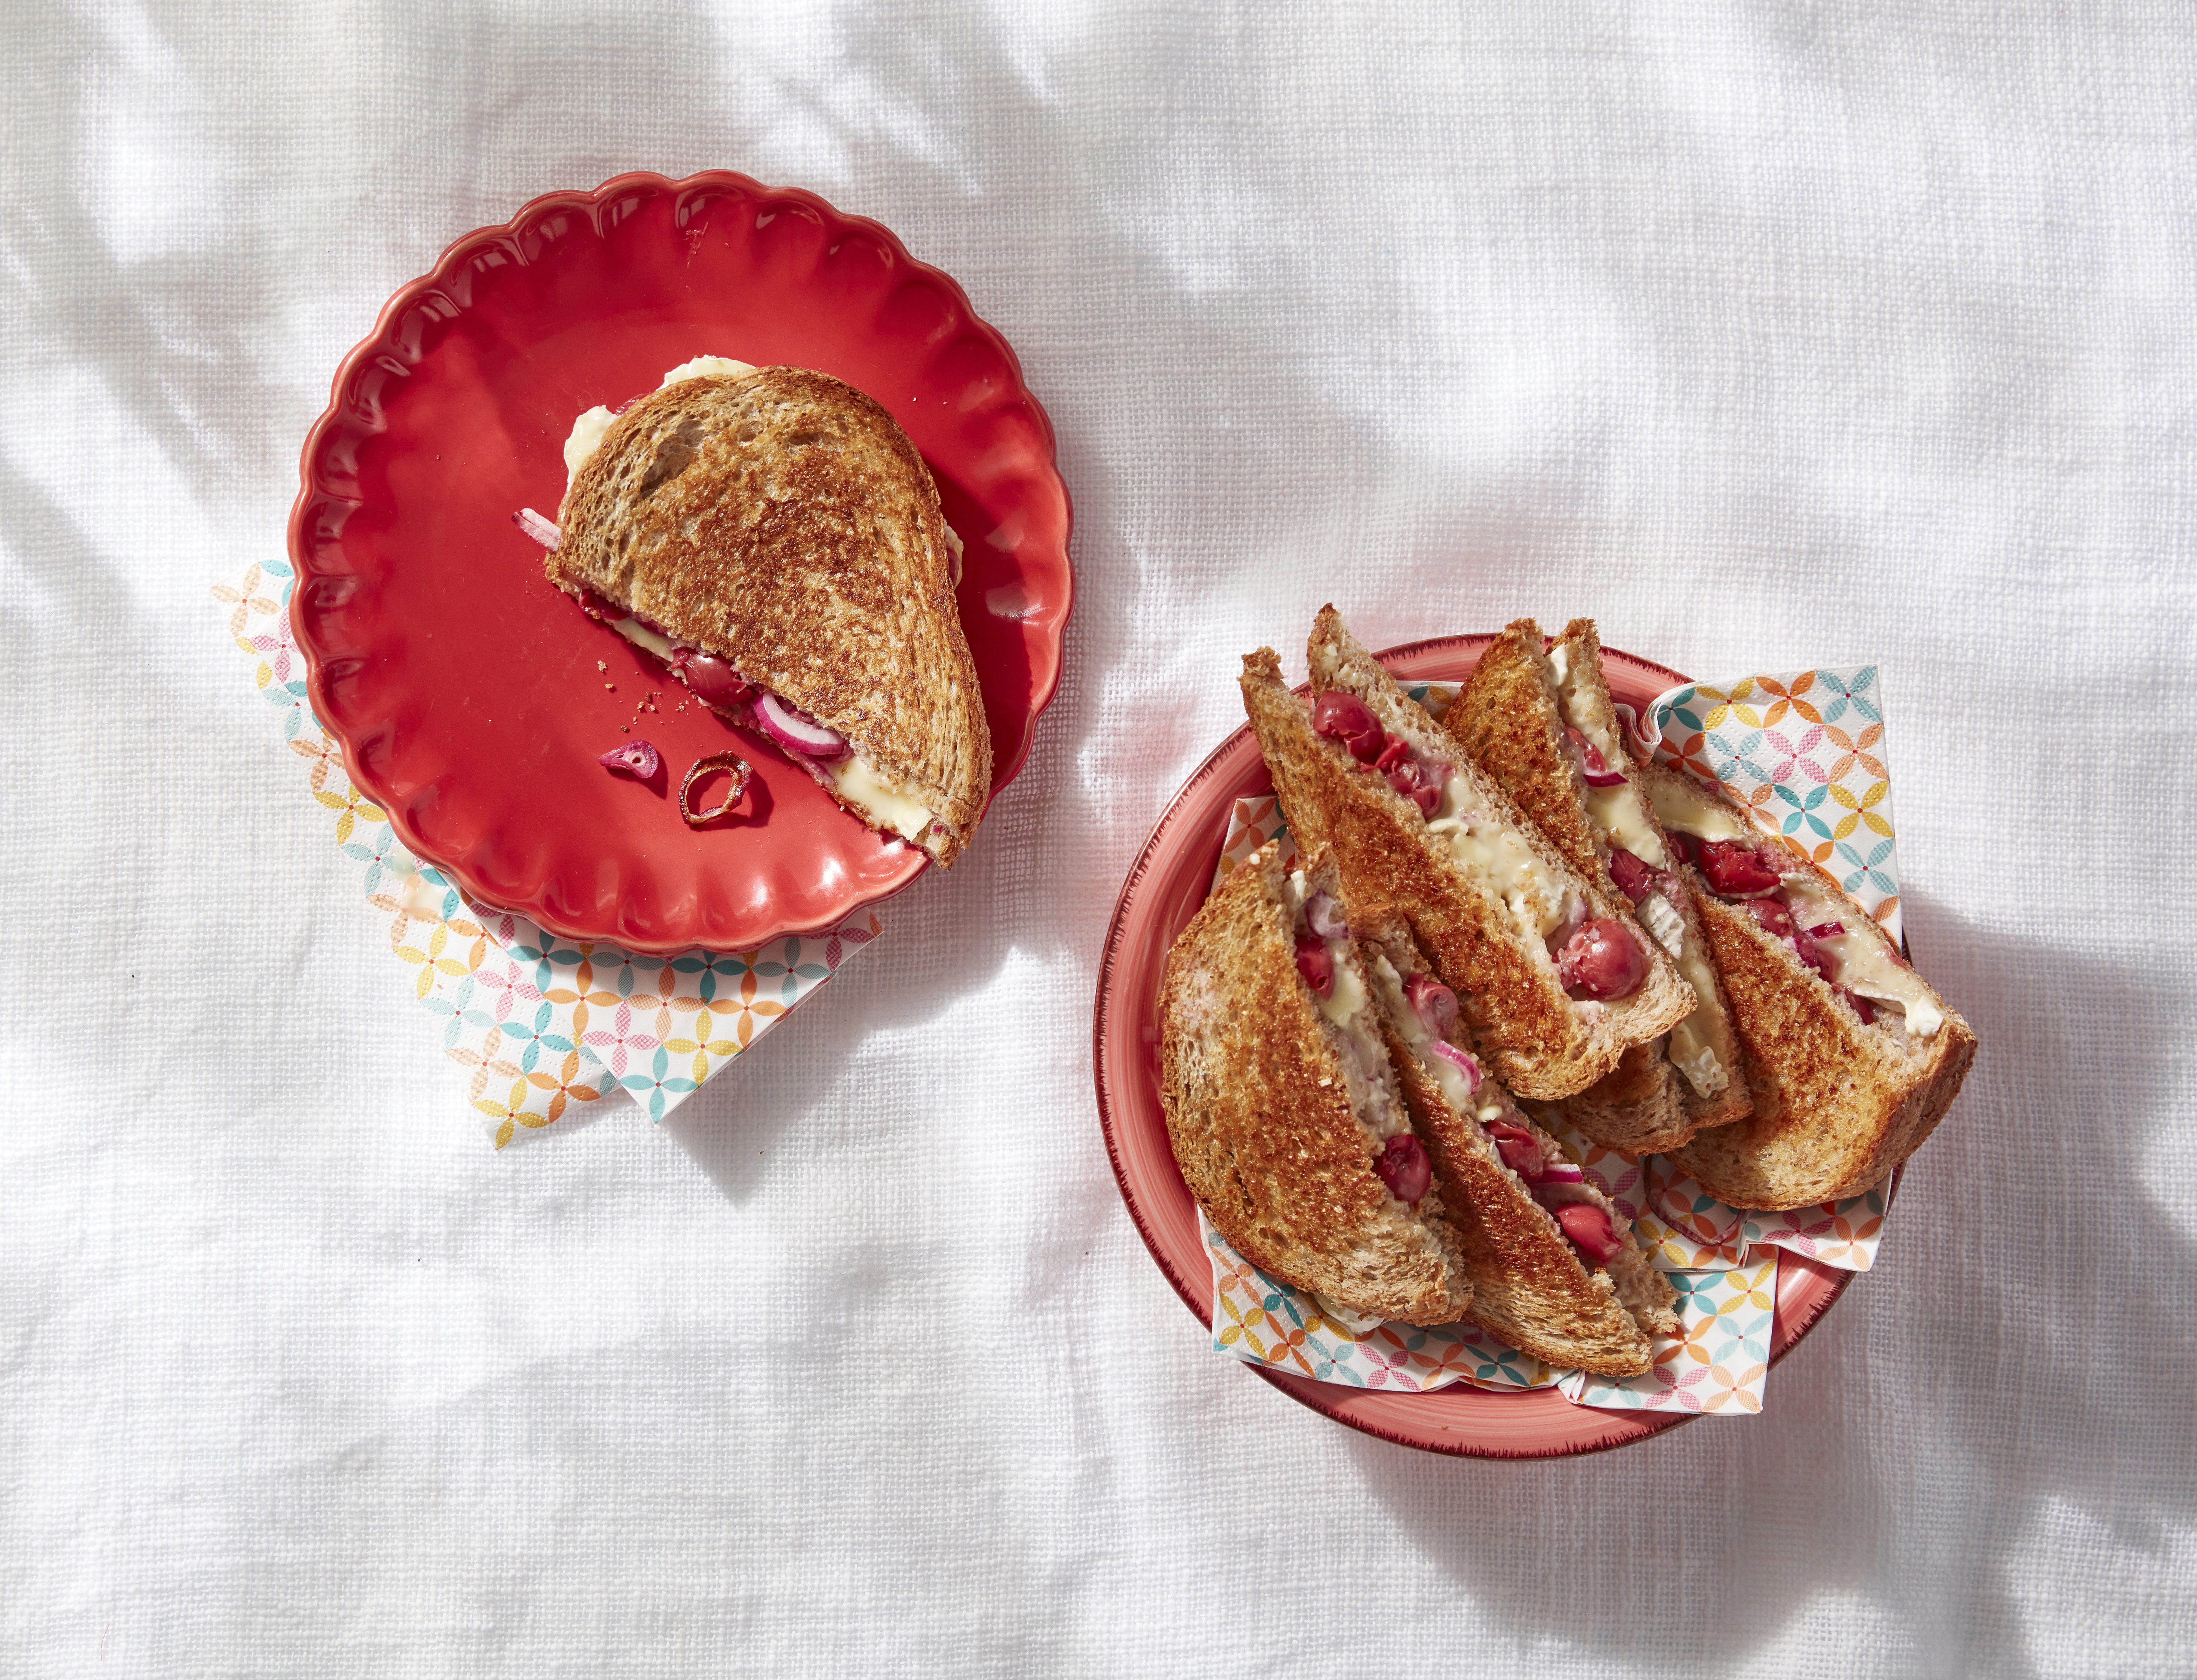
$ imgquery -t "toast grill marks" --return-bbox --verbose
[1360,921,1675,1377]
[1447,618,1748,1150]
[1158,844,1473,1327]
[1639,761,1979,1209]
[550,367,991,867]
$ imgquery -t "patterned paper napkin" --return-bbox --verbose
[217,560,882,1149]
[1196,666,1898,1417]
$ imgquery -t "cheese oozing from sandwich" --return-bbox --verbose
[1424,780,1580,943]
[1648,773,1944,1040]
[561,357,956,852]
[1280,871,1412,1146]
[1544,642,1729,1098]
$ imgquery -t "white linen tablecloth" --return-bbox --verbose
[5,3,2192,1674]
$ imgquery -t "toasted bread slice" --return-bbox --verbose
[1159,844,1473,1326]
[550,366,991,865]
[1448,618,1750,1150]
[1240,608,1691,1099]
[1358,915,1675,1377]
[1637,761,1979,1209]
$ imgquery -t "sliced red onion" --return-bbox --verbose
[1556,1203,1624,1266]
[1304,890,1349,941]
[513,507,561,550]
[1428,1038,1481,1093]
[1808,921,1848,939]
[753,691,850,761]
[1539,1159,1587,1186]
[1843,988,1878,1026]
[1373,1133,1431,1205]
[1483,1118,1544,1181]
[575,587,622,623]
[1404,971,1459,1037]
[1667,829,1700,867]
[598,739,661,779]
[1293,935,1335,999]
[679,752,753,827]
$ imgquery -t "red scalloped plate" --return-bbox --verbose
[1093,633,1879,1458]
[289,172,1073,954]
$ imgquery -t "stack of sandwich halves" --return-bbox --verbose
[1159,608,1975,1378]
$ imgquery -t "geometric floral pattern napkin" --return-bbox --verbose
[215,559,882,1149]
[1194,665,1896,1416]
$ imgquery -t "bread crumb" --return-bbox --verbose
[596,661,607,673]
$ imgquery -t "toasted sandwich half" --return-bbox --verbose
[1159,842,1474,1326]
[1635,760,1978,1209]
[1238,610,1693,1101]
[548,363,991,865]
[1447,618,1751,1152]
[1356,913,1677,1376]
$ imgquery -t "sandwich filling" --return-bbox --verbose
[1280,872,1433,1214]
[1309,692,1650,1003]
[1543,641,1731,1098]
[550,357,962,853]
[1645,773,1945,1041]
[1367,948,1659,1309]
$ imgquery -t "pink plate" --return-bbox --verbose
[1093,634,1875,1458]
[289,172,1073,954]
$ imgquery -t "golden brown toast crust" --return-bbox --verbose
[1273,608,1694,1092]
[1378,1023,1660,1375]
[1356,915,1672,1375]
[1453,616,1751,1146]
[550,367,991,865]
[1450,619,1611,884]
[1668,892,1976,1207]
[1663,858,1977,1210]
[1157,846,1473,1326]
[1240,648,1611,1099]
[1558,1039,1692,1153]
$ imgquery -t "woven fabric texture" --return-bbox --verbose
[3,3,2191,1675]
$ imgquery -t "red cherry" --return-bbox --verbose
[1311,692,1385,762]
[1607,847,1652,903]
[1556,919,1648,1000]
[1698,841,1782,896]
[1373,1133,1431,1204]
[1556,1203,1623,1265]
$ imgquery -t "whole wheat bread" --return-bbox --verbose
[1158,844,1474,1326]
[1639,760,1979,1208]
[1447,617,1751,1149]
[1359,915,1675,1376]
[551,367,991,865]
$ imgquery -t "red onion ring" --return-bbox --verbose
[598,739,660,779]
[679,752,753,827]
